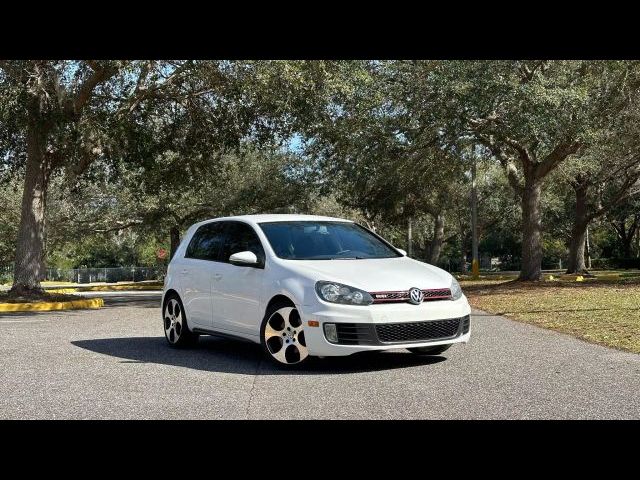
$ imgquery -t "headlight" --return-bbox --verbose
[450,277,463,300]
[315,281,374,306]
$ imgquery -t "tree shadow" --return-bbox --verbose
[463,275,640,295]
[71,336,447,375]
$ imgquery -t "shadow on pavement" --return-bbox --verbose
[71,336,446,375]
[100,294,161,309]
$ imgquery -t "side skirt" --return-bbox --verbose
[191,327,260,344]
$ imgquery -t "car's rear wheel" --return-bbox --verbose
[407,344,452,355]
[261,300,309,367]
[163,293,198,348]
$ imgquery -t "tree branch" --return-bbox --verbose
[503,136,532,164]
[536,140,582,179]
[588,175,640,221]
[117,60,194,115]
[93,220,144,233]
[475,134,524,195]
[70,61,120,115]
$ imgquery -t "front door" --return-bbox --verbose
[213,221,266,336]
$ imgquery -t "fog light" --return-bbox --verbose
[324,323,338,343]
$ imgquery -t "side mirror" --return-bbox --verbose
[396,248,407,256]
[229,251,260,267]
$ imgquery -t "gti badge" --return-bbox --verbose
[409,287,424,305]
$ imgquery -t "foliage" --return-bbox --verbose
[0,177,21,264]
[1,60,640,276]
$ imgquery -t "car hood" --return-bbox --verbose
[283,256,453,292]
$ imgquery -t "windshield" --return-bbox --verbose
[258,221,402,260]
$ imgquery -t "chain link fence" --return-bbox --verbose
[0,265,166,284]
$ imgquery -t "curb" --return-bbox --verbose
[0,298,105,312]
[44,285,162,293]
[80,285,162,291]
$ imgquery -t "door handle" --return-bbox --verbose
[213,273,223,280]
[180,269,188,275]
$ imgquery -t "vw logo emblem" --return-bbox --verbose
[409,287,424,305]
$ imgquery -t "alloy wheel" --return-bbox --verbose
[264,306,308,365]
[164,298,183,344]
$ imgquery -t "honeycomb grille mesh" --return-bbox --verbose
[375,318,461,343]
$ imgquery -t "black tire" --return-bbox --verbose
[162,292,199,348]
[260,299,310,367]
[407,344,452,355]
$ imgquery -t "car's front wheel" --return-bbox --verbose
[407,344,452,355]
[163,293,199,348]
[260,300,309,367]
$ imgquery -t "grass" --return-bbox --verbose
[461,272,640,354]
[0,291,84,304]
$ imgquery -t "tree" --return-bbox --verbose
[563,158,640,273]
[299,61,469,264]
[607,197,640,259]
[429,60,640,280]
[39,146,313,263]
[0,60,182,293]
[119,147,314,258]
[0,60,339,294]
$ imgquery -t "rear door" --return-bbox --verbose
[213,221,266,336]
[180,222,226,329]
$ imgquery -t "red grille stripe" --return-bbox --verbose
[371,288,452,304]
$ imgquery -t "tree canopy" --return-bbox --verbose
[1,60,640,291]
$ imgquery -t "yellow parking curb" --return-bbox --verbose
[0,298,104,312]
[44,285,161,293]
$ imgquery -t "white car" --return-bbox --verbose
[162,214,471,366]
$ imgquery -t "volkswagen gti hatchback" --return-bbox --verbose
[162,214,471,366]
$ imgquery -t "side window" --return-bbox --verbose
[185,222,226,261]
[222,222,265,264]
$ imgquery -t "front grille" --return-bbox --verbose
[371,291,408,303]
[328,316,469,345]
[375,318,461,343]
[423,288,451,299]
[371,288,451,304]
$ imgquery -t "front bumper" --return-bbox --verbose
[301,295,472,356]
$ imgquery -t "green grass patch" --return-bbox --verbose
[463,276,640,354]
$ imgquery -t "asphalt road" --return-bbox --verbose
[1,291,639,419]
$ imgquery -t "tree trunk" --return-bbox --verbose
[459,224,467,273]
[10,120,50,295]
[585,226,592,270]
[566,184,589,274]
[622,235,634,259]
[566,223,588,274]
[170,226,181,259]
[427,213,445,265]
[519,179,543,281]
[613,218,638,259]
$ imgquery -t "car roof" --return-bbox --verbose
[191,214,355,229]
